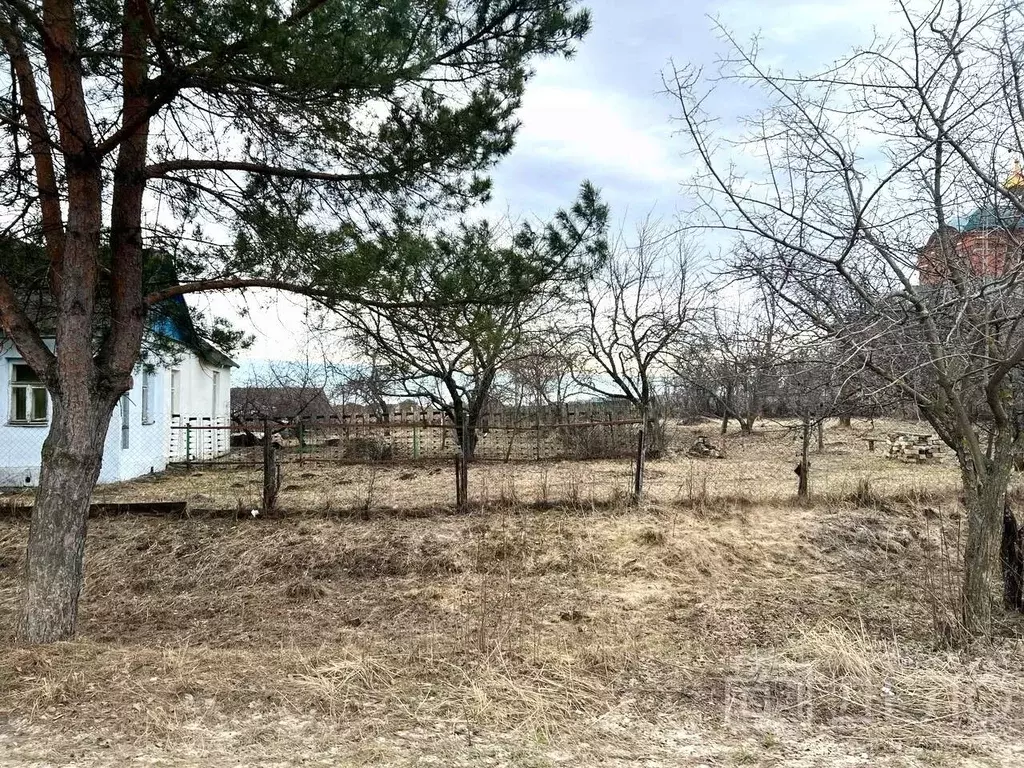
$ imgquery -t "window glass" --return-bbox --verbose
[13,364,40,383]
[32,388,47,421]
[12,388,27,422]
[10,362,47,424]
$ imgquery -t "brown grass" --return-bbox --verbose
[1,419,1023,766]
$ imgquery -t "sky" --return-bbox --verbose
[221,0,906,377]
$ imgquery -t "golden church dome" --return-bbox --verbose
[1006,158,1024,190]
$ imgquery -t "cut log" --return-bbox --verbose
[0,501,188,518]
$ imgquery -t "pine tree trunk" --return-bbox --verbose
[19,399,113,643]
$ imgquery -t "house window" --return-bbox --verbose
[170,369,181,416]
[141,370,154,424]
[212,371,220,414]
[120,396,130,449]
[9,363,47,425]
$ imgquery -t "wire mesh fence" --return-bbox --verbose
[0,406,967,516]
[173,403,645,467]
[158,403,649,513]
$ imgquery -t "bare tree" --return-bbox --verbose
[668,296,782,435]
[504,329,583,410]
[572,219,706,477]
[333,354,404,424]
[231,358,337,447]
[344,194,607,460]
[669,0,1024,635]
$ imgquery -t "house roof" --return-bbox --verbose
[231,387,335,421]
[960,202,1024,233]
[0,237,236,369]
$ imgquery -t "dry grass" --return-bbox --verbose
[1,419,1024,766]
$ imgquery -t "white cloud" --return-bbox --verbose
[512,84,685,187]
[715,0,901,45]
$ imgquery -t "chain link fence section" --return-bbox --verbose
[169,403,644,466]
[151,403,648,513]
[0,402,962,516]
[275,403,645,464]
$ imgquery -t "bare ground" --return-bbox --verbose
[2,420,1024,766]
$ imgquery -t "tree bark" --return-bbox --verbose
[1002,500,1024,612]
[451,403,479,462]
[19,397,114,643]
[645,411,665,458]
[632,427,645,502]
[961,460,1012,635]
[796,416,810,498]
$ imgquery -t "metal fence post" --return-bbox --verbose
[185,424,192,471]
[535,405,542,461]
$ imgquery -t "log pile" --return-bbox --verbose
[887,433,942,464]
[688,435,724,459]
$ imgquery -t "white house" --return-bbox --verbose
[0,303,236,487]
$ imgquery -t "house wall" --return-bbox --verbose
[166,353,233,462]
[111,365,170,483]
[919,231,1022,285]
[0,339,233,487]
[0,339,52,486]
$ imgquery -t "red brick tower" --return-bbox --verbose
[918,162,1024,285]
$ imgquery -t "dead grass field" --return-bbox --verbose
[3,419,1024,766]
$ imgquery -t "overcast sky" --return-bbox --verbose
[224,0,904,372]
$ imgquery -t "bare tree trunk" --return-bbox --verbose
[719,384,732,435]
[458,422,479,461]
[816,420,825,453]
[644,408,665,458]
[263,419,280,514]
[632,427,646,502]
[961,461,1011,635]
[797,416,810,499]
[1002,499,1024,612]
[19,398,114,643]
